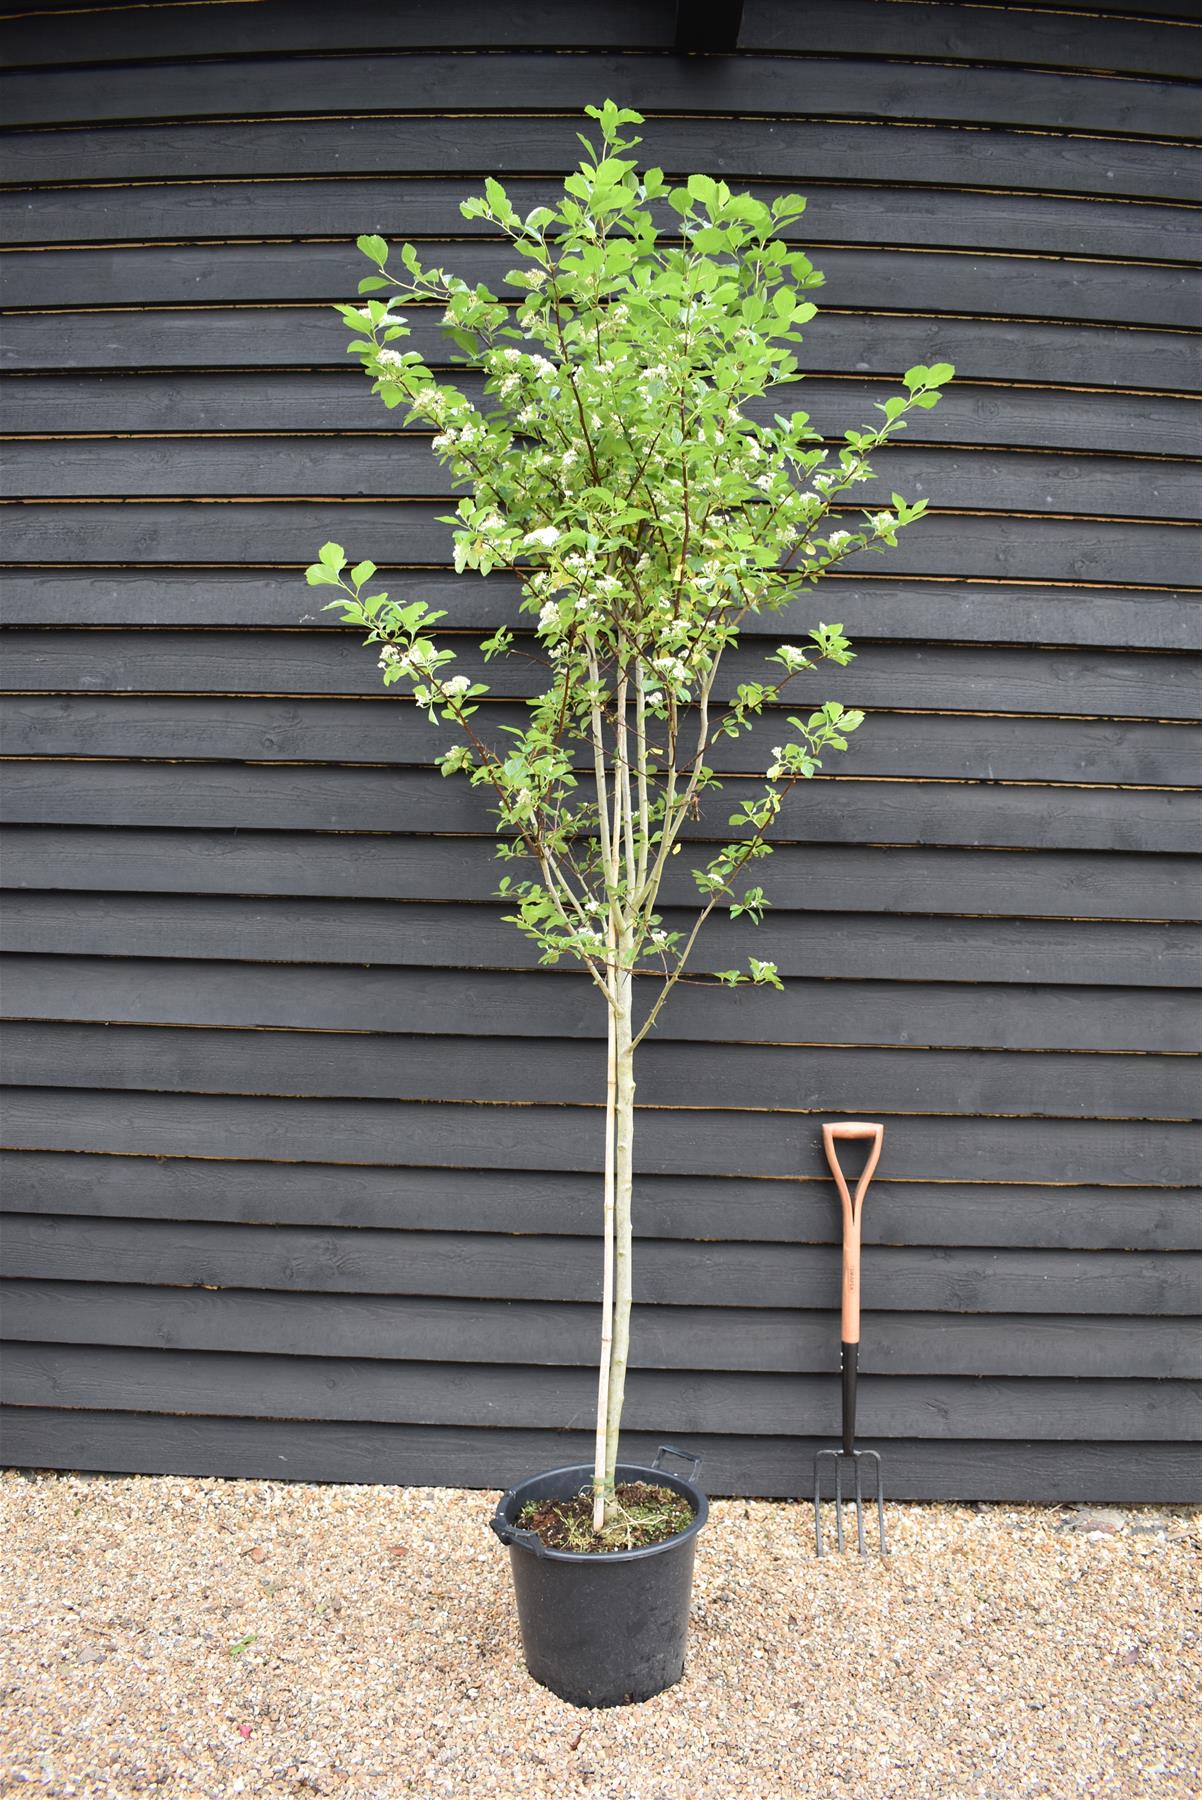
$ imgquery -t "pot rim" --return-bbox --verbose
[492,1459,709,1563]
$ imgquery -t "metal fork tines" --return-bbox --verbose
[814,1447,887,1557]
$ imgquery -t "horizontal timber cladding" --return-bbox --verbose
[4,956,1201,1053]
[5,1282,1200,1380]
[0,0,1199,1502]
[2,895,1199,989]
[4,1153,1198,1250]
[1,376,1198,457]
[2,182,1197,261]
[6,245,1201,326]
[5,312,1198,390]
[4,118,1196,201]
[8,442,1202,519]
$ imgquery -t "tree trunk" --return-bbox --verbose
[591,980,618,1531]
[602,954,635,1516]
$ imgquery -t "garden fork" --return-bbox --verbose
[813,1121,888,1557]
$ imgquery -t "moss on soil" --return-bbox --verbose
[517,1481,695,1554]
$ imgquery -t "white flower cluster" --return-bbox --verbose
[377,641,436,676]
[827,530,852,549]
[409,386,448,421]
[376,347,406,370]
[523,526,561,549]
[775,644,812,672]
[438,743,473,775]
[653,653,691,690]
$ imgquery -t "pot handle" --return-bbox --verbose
[489,1511,550,1557]
[652,1443,703,1483]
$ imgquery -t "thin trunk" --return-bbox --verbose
[603,949,635,1512]
[590,661,621,1529]
[591,952,618,1532]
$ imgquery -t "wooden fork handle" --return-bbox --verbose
[822,1122,885,1346]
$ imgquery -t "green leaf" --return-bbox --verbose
[318,542,346,571]
[357,234,389,264]
[484,176,513,220]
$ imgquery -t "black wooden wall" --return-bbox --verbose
[1,0,1199,1500]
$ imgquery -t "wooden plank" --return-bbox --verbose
[5,1340,1196,1441]
[2,52,1196,138]
[4,953,1199,1054]
[4,116,1191,202]
[1,1407,1193,1499]
[745,0,1202,79]
[2,1087,1197,1184]
[2,827,1195,923]
[4,891,1195,990]
[0,0,676,63]
[3,568,1198,654]
[5,1150,1197,1251]
[9,1215,1195,1314]
[8,241,1199,331]
[5,374,1197,462]
[4,1021,1193,1122]
[6,697,1197,787]
[2,308,1196,395]
[3,761,1194,854]
[5,631,1197,722]
[5,437,1198,522]
[4,503,1196,588]
[1,0,1193,78]
[7,1279,1193,1377]
[6,177,1198,264]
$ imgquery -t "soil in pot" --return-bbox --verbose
[518,1481,694,1554]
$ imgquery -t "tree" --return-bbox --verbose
[307,101,952,1532]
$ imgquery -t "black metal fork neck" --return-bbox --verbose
[841,1341,858,1456]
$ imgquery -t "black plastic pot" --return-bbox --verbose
[490,1445,708,1709]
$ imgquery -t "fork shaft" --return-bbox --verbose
[841,1340,858,1456]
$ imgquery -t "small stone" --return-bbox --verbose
[1065,1507,1126,1535]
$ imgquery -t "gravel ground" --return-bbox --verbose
[1,1471,1198,1800]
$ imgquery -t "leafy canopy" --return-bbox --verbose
[308,100,952,1023]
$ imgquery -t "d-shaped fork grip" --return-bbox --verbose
[822,1122,884,1347]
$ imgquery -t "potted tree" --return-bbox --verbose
[306,100,951,1707]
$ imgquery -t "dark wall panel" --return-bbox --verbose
[1,0,1199,1499]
